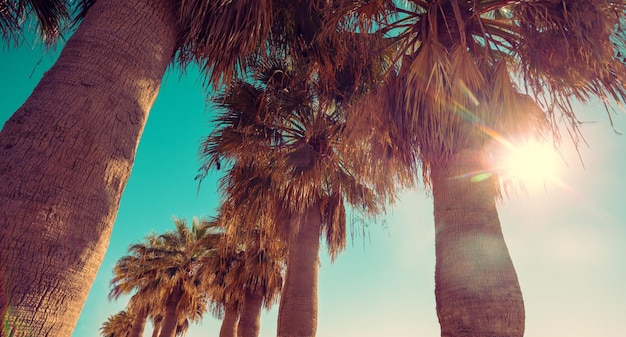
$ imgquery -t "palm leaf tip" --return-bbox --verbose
[0,0,80,46]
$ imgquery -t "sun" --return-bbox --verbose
[498,140,560,189]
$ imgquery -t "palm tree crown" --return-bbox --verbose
[328,0,626,176]
[199,54,387,258]
[109,218,221,337]
[100,310,133,337]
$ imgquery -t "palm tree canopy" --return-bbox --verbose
[208,204,286,311]
[324,0,626,183]
[100,310,133,337]
[109,218,222,326]
[198,51,393,259]
[6,0,337,88]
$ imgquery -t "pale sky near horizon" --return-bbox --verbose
[2,37,626,337]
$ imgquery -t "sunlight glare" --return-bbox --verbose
[499,141,560,189]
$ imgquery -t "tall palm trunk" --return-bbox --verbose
[277,205,322,337]
[130,307,149,337]
[0,0,178,336]
[159,288,183,337]
[220,305,239,337]
[237,288,263,337]
[431,149,525,337]
[151,320,162,337]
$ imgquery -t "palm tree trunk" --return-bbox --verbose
[237,288,263,337]
[0,0,177,336]
[159,289,183,337]
[277,205,321,337]
[129,307,149,337]
[151,321,162,337]
[431,149,525,337]
[220,305,239,337]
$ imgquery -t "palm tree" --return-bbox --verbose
[109,230,170,337]
[321,1,626,336]
[198,47,389,335]
[109,218,219,337]
[0,1,278,335]
[152,218,219,337]
[235,236,284,337]
[146,312,190,337]
[205,204,286,337]
[208,169,282,337]
[108,278,154,337]
[100,310,134,337]
[195,212,283,337]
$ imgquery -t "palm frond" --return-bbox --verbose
[316,0,626,195]
[176,0,273,87]
[108,217,221,330]
[99,310,133,337]
[1,0,78,45]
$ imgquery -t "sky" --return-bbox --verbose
[2,36,626,337]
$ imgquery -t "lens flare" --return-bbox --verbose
[498,141,560,189]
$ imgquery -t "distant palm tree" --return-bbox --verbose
[100,310,133,337]
[146,312,190,337]
[322,1,626,336]
[198,48,388,336]
[232,224,284,337]
[106,286,154,337]
[203,203,285,337]
[110,218,219,337]
[109,234,162,337]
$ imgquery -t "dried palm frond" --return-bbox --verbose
[201,46,393,261]
[514,0,626,135]
[109,218,222,330]
[323,0,626,192]
[201,209,286,312]
[1,0,77,45]
[99,309,133,337]
[176,0,273,87]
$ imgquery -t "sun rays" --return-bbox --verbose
[498,140,560,189]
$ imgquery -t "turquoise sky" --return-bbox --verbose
[2,38,626,337]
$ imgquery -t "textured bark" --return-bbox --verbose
[158,289,183,337]
[237,289,263,337]
[0,0,178,336]
[220,305,239,337]
[129,307,148,337]
[277,206,321,337]
[431,149,525,337]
